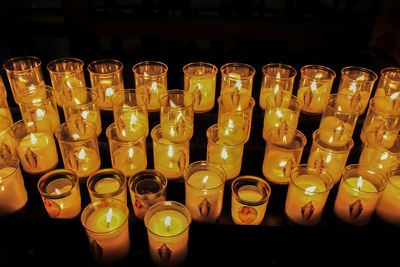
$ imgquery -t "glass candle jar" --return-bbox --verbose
[0,115,17,157]
[374,67,400,98]
[0,77,13,123]
[220,62,255,95]
[87,168,127,204]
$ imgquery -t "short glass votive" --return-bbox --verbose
[11,119,58,174]
[47,57,86,106]
[37,169,81,219]
[184,161,226,223]
[151,124,190,180]
[87,59,124,110]
[81,198,130,264]
[0,156,28,217]
[374,67,400,98]
[3,56,45,104]
[296,65,336,114]
[285,164,334,226]
[262,94,301,141]
[220,62,256,95]
[128,169,167,220]
[87,168,127,204]
[231,175,271,225]
[0,115,17,157]
[144,201,192,267]
[333,164,386,226]
[259,63,297,110]
[55,120,101,178]
[183,62,218,113]
[206,124,245,180]
[262,128,307,184]
[133,61,168,111]
[0,77,13,123]
[337,66,378,114]
[106,122,147,177]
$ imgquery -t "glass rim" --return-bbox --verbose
[37,168,79,199]
[10,118,53,140]
[86,168,127,199]
[3,56,42,73]
[206,124,247,147]
[231,175,271,205]
[289,164,334,193]
[46,57,85,74]
[183,160,226,190]
[132,61,168,77]
[182,62,218,75]
[87,59,124,75]
[217,91,255,113]
[220,62,256,78]
[380,67,400,84]
[300,65,336,81]
[342,164,386,193]
[19,85,55,105]
[105,121,147,144]
[324,93,363,114]
[340,66,378,83]
[128,169,168,199]
[262,63,297,80]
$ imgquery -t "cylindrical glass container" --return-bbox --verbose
[0,115,17,157]
[87,168,127,204]
[0,77,13,123]
[220,62,255,95]
[374,67,400,98]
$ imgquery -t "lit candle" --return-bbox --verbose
[217,113,248,145]
[375,168,400,225]
[137,82,167,111]
[119,109,148,136]
[112,146,147,177]
[0,116,16,157]
[374,67,400,99]
[220,63,255,95]
[66,147,101,178]
[68,110,102,136]
[87,168,127,204]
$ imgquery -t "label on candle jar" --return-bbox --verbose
[238,206,257,224]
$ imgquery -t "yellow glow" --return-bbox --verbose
[357,176,363,190]
[197,83,203,90]
[380,152,389,160]
[169,100,176,108]
[275,109,283,118]
[349,82,357,93]
[121,129,127,137]
[78,148,86,160]
[150,82,157,92]
[273,84,280,94]
[221,148,228,159]
[234,80,242,90]
[276,72,281,79]
[169,127,176,137]
[202,175,209,187]
[55,188,61,195]
[167,145,174,158]
[314,73,323,79]
[30,133,37,144]
[164,216,171,231]
[81,110,89,119]
[36,108,45,119]
[130,113,137,124]
[72,133,80,140]
[66,80,73,88]
[105,88,115,97]
[390,92,400,100]
[74,98,81,105]
[311,81,317,93]
[279,160,287,167]
[305,186,317,193]
[106,208,113,225]
[128,147,134,159]
[356,75,365,81]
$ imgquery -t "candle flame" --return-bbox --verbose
[234,80,242,90]
[310,81,317,93]
[221,148,228,159]
[164,216,171,231]
[81,110,89,119]
[275,109,283,118]
[74,98,81,105]
[105,88,115,97]
[78,148,86,160]
[167,145,174,158]
[128,147,134,159]
[356,75,365,81]
[279,160,287,167]
[202,175,209,186]
[390,92,400,100]
[150,82,157,92]
[55,188,61,195]
[349,82,357,94]
[130,113,137,124]
[36,108,45,119]
[314,73,323,79]
[305,186,317,193]
[106,208,113,225]
[357,176,363,190]
[30,133,37,144]
[276,72,281,79]
[273,84,280,94]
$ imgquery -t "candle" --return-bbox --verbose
[112,146,147,177]
[375,167,400,225]
[87,168,127,204]
[137,83,167,111]
[220,62,255,95]
[68,110,102,136]
[118,109,148,136]
[374,67,400,98]
[81,198,130,264]
[217,113,248,145]
[66,146,101,178]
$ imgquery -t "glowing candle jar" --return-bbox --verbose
[87,168,127,204]
[333,164,386,226]
[285,164,334,226]
[0,77,13,123]
[296,65,336,114]
[133,61,168,111]
[184,161,226,223]
[183,62,218,113]
[81,198,130,264]
[259,63,297,110]
[0,157,28,216]
[144,201,192,266]
[0,116,17,157]
[11,119,58,174]
[231,176,271,225]
[87,59,125,110]
[47,58,86,107]
[37,169,81,219]
[128,170,167,220]
[3,56,45,104]
[220,62,255,95]
[374,67,400,98]
[262,129,307,184]
[262,94,301,141]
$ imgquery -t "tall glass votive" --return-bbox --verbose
[87,168,127,204]
[81,198,130,264]
[337,66,378,114]
[220,62,255,95]
[184,161,226,223]
[333,164,386,226]
[296,65,336,114]
[285,164,334,226]
[0,156,28,216]
[144,201,192,266]
[259,63,297,110]
[11,119,58,174]
[151,124,190,180]
[37,169,81,219]
[183,62,218,113]
[262,94,301,141]
[133,61,168,111]
[55,120,101,178]
[128,169,167,220]
[3,56,45,104]
[0,77,13,123]
[47,58,86,106]
[106,122,147,177]
[87,59,124,110]
[231,175,271,225]
[374,67,400,98]
[0,116,17,157]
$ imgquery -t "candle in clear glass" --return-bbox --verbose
[128,169,167,220]
[262,94,301,141]
[307,127,354,184]
[19,85,61,133]
[37,169,81,219]
[0,115,17,157]
[231,176,271,225]
[55,120,101,178]
[184,161,225,223]
[151,124,190,180]
[47,58,86,107]
[285,164,334,226]
[87,168,127,204]
[333,164,386,226]
[183,62,218,113]
[106,122,147,177]
[133,61,168,111]
[259,63,297,110]
[81,198,130,264]
[218,91,255,143]
[3,56,45,104]
[374,67,400,98]
[262,128,307,184]
[144,201,191,266]
[296,65,336,114]
[113,88,149,136]
[0,156,28,216]
[87,59,124,110]
[0,77,13,123]
[11,119,58,174]
[160,89,195,139]
[337,66,378,114]
[220,62,255,95]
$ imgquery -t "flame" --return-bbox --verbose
[325,154,332,163]
[197,83,203,90]
[66,80,73,88]
[357,176,363,190]
[55,188,61,195]
[169,100,176,108]
[310,81,318,93]
[164,216,171,231]
[106,208,113,225]
[128,147,134,159]
[81,110,89,119]
[275,109,283,118]
[314,73,323,79]
[273,84,280,94]
[130,113,137,124]
[105,88,115,97]
[169,126,176,137]
[279,160,288,167]
[305,186,317,193]
[74,98,81,105]
[234,80,242,90]
[380,152,389,161]
[78,148,86,160]
[202,175,209,187]
[167,145,174,158]
[36,108,45,119]
[276,72,281,79]
[121,129,127,137]
[349,82,357,94]
[390,92,400,100]
[221,148,228,159]
[356,75,365,81]
[30,133,37,144]
[150,82,157,92]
